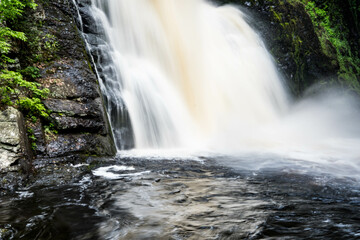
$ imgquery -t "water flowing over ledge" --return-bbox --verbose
[74,0,360,177]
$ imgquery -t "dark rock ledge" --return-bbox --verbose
[0,0,116,174]
[32,0,116,160]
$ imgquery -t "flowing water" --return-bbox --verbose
[89,0,288,149]
[83,0,360,176]
[2,0,360,239]
[1,158,360,239]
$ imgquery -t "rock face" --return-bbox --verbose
[27,0,116,159]
[70,0,135,150]
[0,0,116,169]
[0,108,30,171]
[215,0,337,95]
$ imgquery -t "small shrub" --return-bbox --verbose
[0,70,49,118]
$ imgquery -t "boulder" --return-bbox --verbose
[0,108,29,171]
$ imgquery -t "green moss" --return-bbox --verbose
[271,8,283,22]
[269,3,310,94]
[87,161,99,171]
[299,0,360,92]
[263,0,360,94]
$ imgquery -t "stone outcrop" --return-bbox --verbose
[215,0,338,95]
[0,0,117,164]
[0,108,30,171]
[29,0,116,159]
[0,0,116,170]
[70,0,135,150]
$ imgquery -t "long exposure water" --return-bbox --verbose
[1,0,360,239]
[83,0,360,176]
[1,156,360,239]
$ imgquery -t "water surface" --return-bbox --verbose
[1,154,359,239]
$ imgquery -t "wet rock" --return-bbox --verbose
[0,228,13,239]
[27,0,117,159]
[51,114,106,134]
[170,189,182,195]
[76,0,92,8]
[0,108,30,171]
[39,60,99,99]
[71,0,135,150]
[30,122,46,156]
[44,99,101,118]
[215,0,337,95]
[46,134,114,158]
[174,194,188,203]
[85,33,107,47]
[79,6,104,35]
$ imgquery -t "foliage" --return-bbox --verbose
[27,127,37,150]
[267,2,310,94]
[24,30,59,62]
[0,0,51,119]
[300,0,360,91]
[41,33,59,61]
[44,123,58,136]
[0,27,26,61]
[20,66,41,79]
[0,0,36,64]
[0,0,37,22]
[347,0,359,33]
[0,69,49,118]
[18,97,49,118]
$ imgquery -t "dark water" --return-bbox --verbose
[1,156,360,239]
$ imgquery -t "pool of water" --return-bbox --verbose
[1,155,360,239]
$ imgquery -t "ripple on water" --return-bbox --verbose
[1,158,360,239]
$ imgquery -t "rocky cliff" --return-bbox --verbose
[0,0,116,172]
[31,0,116,160]
[215,0,360,96]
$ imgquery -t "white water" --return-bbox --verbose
[89,0,360,177]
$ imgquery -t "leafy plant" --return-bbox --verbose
[18,97,49,118]
[0,0,37,22]
[20,66,41,79]
[0,69,50,118]
[27,127,37,150]
[0,1,51,121]
[44,123,58,135]
[0,0,36,64]
[42,33,59,61]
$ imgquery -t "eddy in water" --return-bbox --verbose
[88,0,360,177]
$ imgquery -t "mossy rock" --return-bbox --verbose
[215,0,359,96]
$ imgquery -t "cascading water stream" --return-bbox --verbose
[89,0,288,149]
[78,0,360,176]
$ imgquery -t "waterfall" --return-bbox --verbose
[88,0,288,149]
[75,0,360,176]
